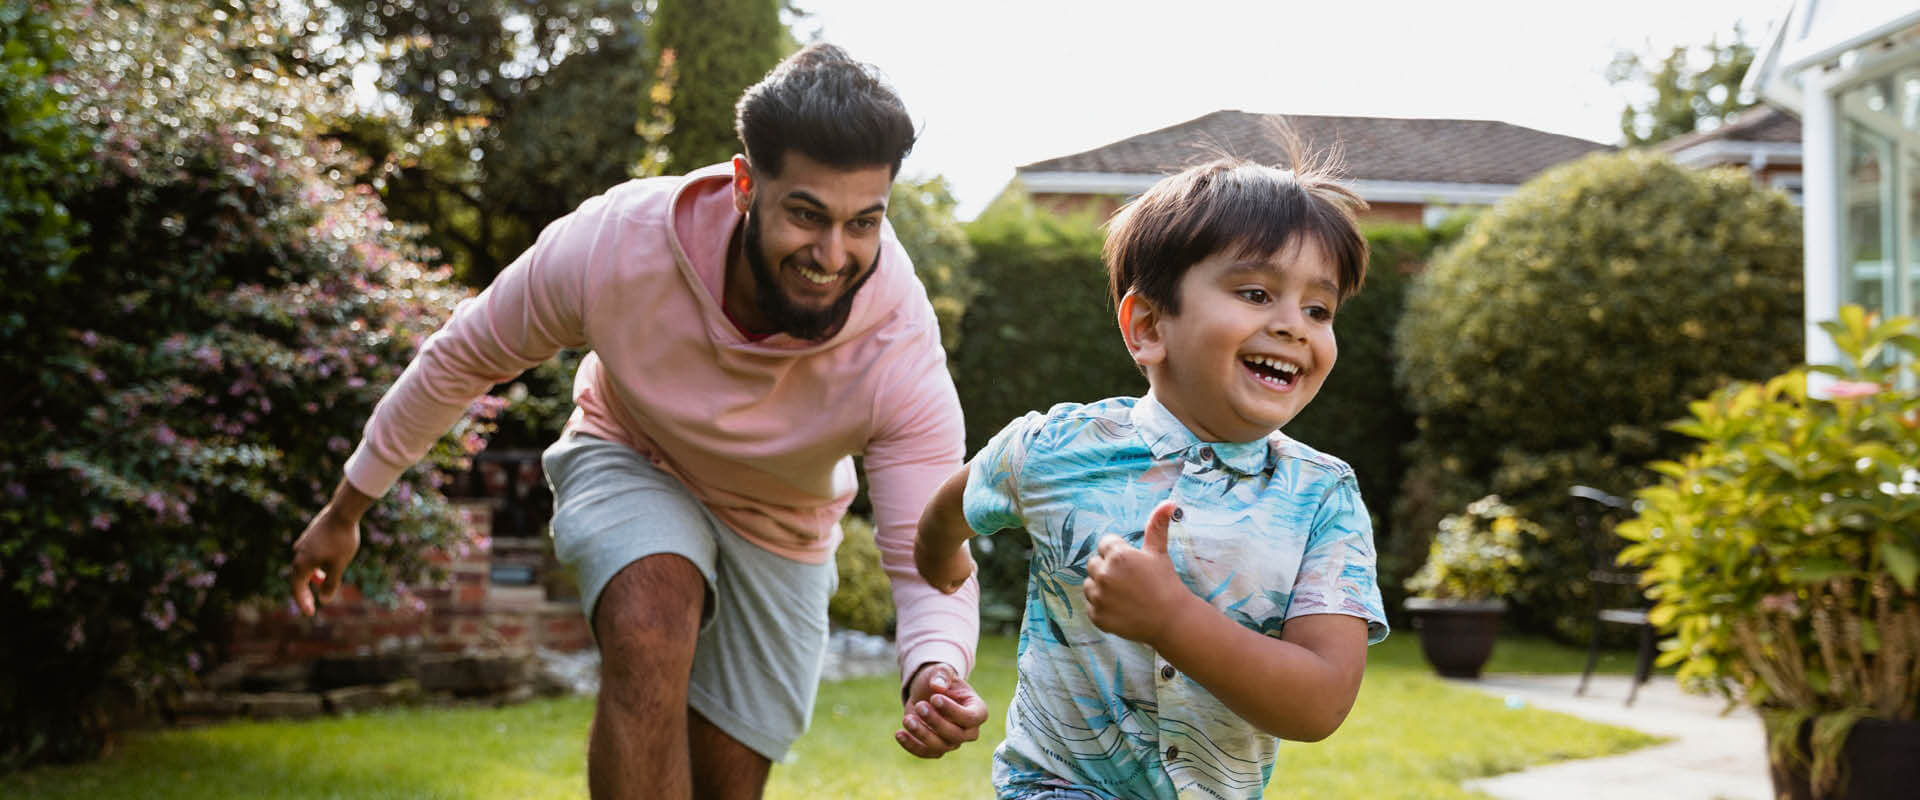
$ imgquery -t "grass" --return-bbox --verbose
[3,634,1661,799]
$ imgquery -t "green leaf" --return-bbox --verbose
[1880,541,1919,592]
[1790,559,1856,583]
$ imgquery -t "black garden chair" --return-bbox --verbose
[1569,484,1657,706]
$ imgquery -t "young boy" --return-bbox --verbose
[913,157,1389,799]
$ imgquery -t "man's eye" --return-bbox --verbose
[849,217,878,233]
[1237,288,1270,303]
[791,208,824,225]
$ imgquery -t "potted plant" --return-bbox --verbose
[1404,494,1542,678]
[1618,306,1920,800]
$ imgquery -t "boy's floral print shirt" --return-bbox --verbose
[964,394,1388,800]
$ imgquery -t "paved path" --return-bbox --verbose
[1453,673,1773,800]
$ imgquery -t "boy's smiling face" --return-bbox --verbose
[1122,239,1340,443]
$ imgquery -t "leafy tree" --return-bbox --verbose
[1608,27,1756,147]
[651,0,784,173]
[308,0,661,285]
[2,0,490,766]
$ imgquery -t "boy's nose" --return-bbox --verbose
[1268,308,1307,341]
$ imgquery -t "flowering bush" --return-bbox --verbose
[0,1,491,766]
[1405,495,1543,602]
[1618,306,1920,794]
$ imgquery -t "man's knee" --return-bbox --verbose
[594,554,707,674]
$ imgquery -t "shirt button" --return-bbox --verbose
[1166,746,1179,761]
[1198,446,1214,460]
[1161,664,1176,680]
[1170,506,1184,522]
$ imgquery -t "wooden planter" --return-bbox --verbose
[1403,598,1505,679]
[1767,717,1920,800]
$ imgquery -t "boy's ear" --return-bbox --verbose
[1118,291,1166,368]
[730,155,754,213]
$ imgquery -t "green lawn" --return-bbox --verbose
[3,634,1660,799]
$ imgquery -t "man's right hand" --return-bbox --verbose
[291,479,375,616]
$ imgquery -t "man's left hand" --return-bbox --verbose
[895,662,988,758]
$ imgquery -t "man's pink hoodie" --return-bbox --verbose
[343,164,978,681]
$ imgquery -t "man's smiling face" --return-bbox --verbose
[727,152,892,340]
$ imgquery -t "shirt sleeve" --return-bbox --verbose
[863,316,975,687]
[1286,474,1390,644]
[961,410,1043,537]
[342,187,614,497]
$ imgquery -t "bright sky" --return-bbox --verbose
[790,0,1790,218]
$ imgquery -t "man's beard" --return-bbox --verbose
[741,203,879,341]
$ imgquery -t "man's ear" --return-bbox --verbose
[730,155,754,213]
[1118,291,1166,368]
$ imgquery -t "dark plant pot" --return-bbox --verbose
[1403,598,1505,679]
[1767,717,1920,800]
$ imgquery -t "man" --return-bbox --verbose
[289,44,986,798]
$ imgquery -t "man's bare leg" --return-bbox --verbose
[590,555,705,799]
[689,708,773,799]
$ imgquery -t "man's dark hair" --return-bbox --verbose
[734,43,917,178]
[1104,157,1370,316]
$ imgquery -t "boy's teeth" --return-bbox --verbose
[1245,355,1299,375]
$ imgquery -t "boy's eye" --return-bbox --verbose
[1236,288,1270,304]
[1306,305,1335,323]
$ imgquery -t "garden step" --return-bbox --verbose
[241,691,325,720]
[415,652,533,697]
[323,679,420,713]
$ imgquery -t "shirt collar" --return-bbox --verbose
[1129,392,1271,476]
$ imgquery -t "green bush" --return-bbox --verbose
[1,2,488,766]
[1619,307,1920,794]
[828,515,893,636]
[1393,150,1803,640]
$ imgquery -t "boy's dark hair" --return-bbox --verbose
[734,43,917,178]
[1104,157,1369,316]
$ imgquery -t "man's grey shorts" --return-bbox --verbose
[542,431,836,761]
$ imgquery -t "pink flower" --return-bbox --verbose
[143,492,167,513]
[1827,380,1883,399]
[90,512,112,530]
[154,425,178,446]
[327,436,350,453]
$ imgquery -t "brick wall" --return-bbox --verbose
[225,501,591,669]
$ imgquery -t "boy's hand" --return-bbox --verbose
[914,536,976,594]
[895,663,989,758]
[1084,499,1194,647]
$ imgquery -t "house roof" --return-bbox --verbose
[1657,106,1802,152]
[1657,105,1802,168]
[1016,110,1613,188]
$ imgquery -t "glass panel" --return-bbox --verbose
[1908,145,1919,317]
[1843,120,1891,315]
